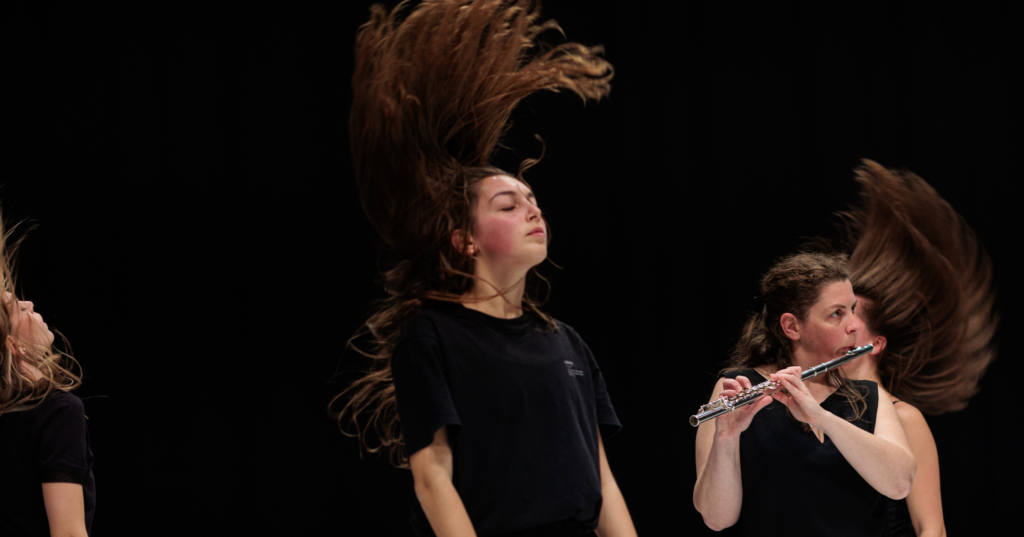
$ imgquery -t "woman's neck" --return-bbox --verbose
[787,348,842,397]
[839,353,883,385]
[460,264,528,319]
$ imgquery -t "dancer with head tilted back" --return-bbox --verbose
[693,252,918,535]
[0,218,94,537]
[334,2,635,536]
[830,160,997,537]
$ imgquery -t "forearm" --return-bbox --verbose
[817,413,916,499]
[415,478,477,537]
[693,433,743,530]
[42,483,87,537]
[596,478,636,537]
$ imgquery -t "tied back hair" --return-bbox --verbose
[728,252,868,427]
[0,215,81,416]
[336,0,613,466]
[835,160,997,415]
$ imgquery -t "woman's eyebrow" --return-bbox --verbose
[489,190,536,202]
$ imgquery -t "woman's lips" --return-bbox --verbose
[528,227,545,236]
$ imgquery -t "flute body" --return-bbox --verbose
[689,344,874,427]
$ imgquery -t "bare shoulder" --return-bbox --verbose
[893,401,932,438]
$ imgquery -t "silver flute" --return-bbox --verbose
[689,344,874,427]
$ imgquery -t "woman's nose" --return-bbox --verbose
[527,203,541,221]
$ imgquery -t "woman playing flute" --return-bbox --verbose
[335,1,636,535]
[693,252,917,534]
[833,160,997,537]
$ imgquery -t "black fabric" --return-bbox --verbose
[885,497,913,537]
[722,369,883,536]
[494,518,596,536]
[392,301,620,537]
[0,391,96,536]
[884,401,914,537]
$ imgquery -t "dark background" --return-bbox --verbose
[4,2,1020,535]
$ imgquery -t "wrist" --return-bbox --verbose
[811,410,839,432]
[713,426,742,443]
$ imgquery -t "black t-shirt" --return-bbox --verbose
[391,301,620,537]
[721,369,883,537]
[0,391,96,536]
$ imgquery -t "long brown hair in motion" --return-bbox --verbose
[0,215,81,416]
[836,160,997,415]
[335,0,612,465]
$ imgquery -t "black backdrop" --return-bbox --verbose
[4,2,1021,535]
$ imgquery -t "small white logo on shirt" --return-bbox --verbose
[564,361,584,377]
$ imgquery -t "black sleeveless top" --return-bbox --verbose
[886,497,913,536]
[722,369,884,536]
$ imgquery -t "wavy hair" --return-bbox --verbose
[0,216,81,416]
[835,160,997,414]
[333,0,613,465]
[728,252,868,426]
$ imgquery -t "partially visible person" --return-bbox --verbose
[0,218,93,537]
[832,160,998,537]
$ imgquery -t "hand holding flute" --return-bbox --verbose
[690,344,874,427]
[706,375,774,439]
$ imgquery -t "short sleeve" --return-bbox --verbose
[391,335,462,457]
[34,393,90,484]
[579,336,621,440]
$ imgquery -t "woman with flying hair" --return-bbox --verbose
[694,251,918,535]
[0,220,94,537]
[335,1,636,536]
[832,160,997,537]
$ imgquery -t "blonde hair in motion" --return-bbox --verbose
[0,216,81,416]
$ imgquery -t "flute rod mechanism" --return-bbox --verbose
[689,344,874,427]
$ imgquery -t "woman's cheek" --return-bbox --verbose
[477,217,518,256]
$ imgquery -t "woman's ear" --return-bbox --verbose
[869,335,887,355]
[780,313,800,341]
[451,229,475,256]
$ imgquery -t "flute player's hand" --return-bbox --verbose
[769,366,828,425]
[713,375,773,439]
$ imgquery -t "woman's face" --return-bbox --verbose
[792,280,862,363]
[5,291,55,349]
[469,175,547,270]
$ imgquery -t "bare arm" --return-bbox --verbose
[595,431,636,537]
[693,376,773,531]
[409,427,477,537]
[771,368,917,499]
[895,403,946,537]
[42,482,87,537]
